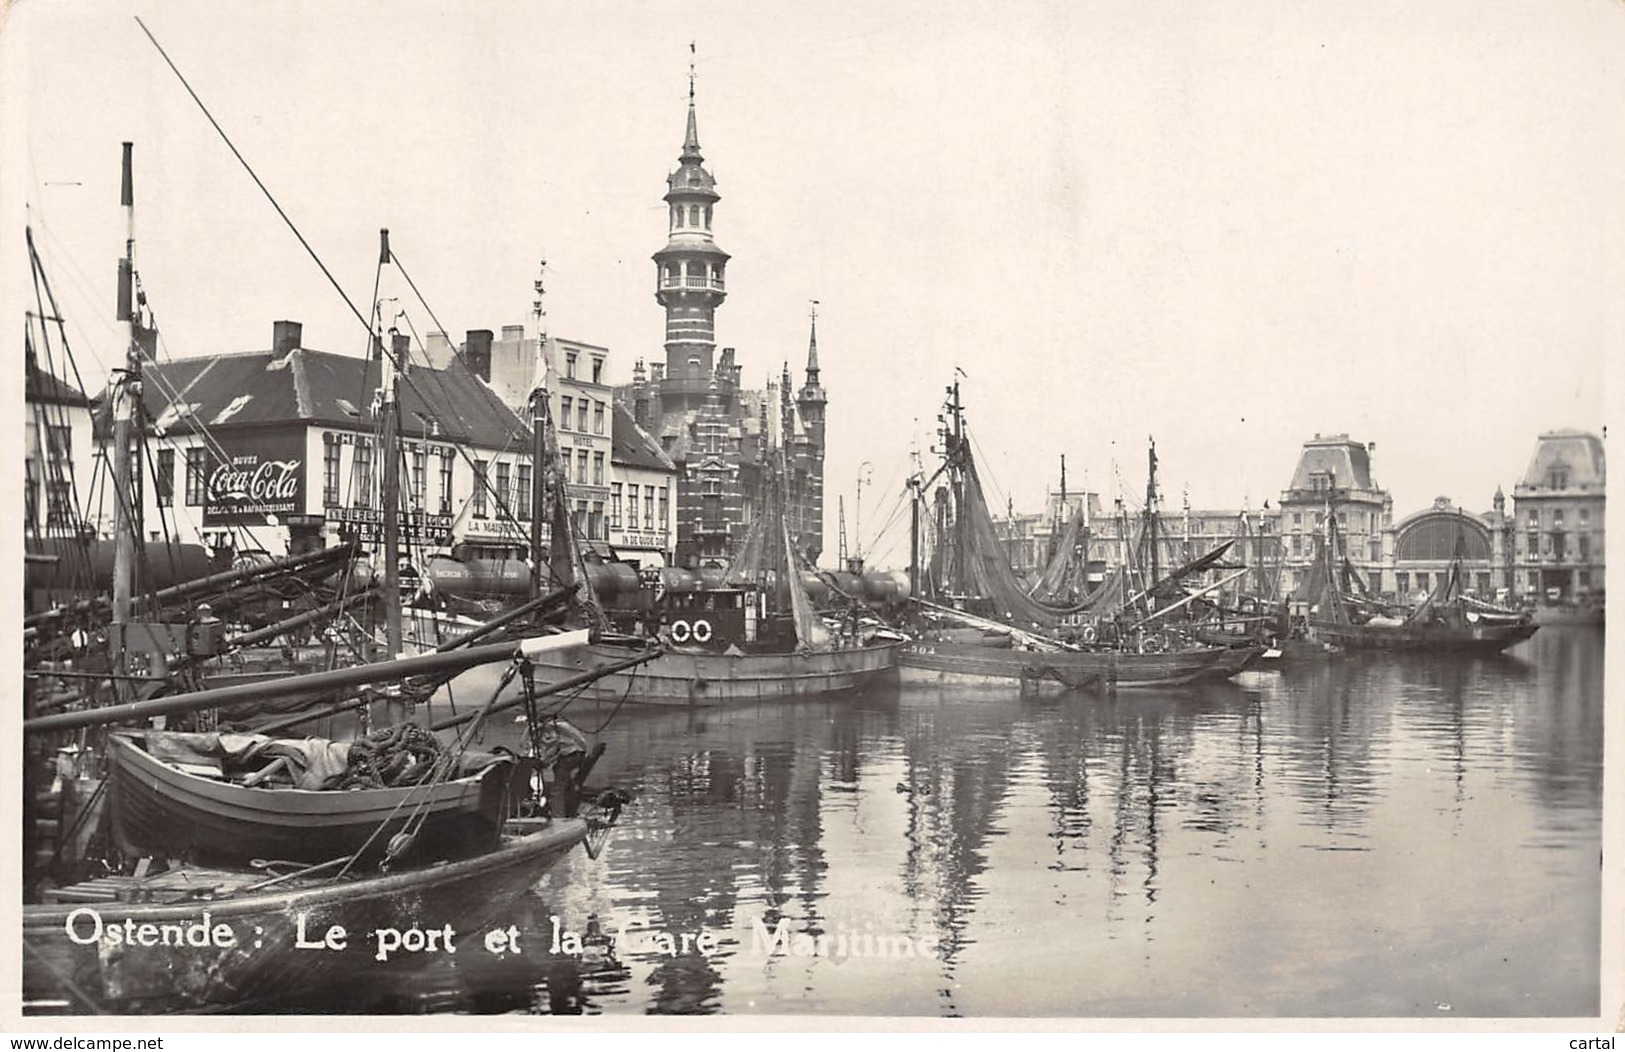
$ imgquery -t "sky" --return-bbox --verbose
[5,0,1619,570]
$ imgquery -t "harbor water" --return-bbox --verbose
[269,627,1603,1017]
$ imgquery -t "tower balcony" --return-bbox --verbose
[659,276,727,292]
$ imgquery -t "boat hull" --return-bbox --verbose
[107,732,516,868]
[1308,620,1538,652]
[1531,605,1605,627]
[23,820,586,1014]
[454,641,899,708]
[897,640,1258,690]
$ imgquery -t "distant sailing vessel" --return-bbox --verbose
[898,381,1259,690]
[1303,505,1537,653]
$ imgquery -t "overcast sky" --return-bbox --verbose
[6,0,1618,568]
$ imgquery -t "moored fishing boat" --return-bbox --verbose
[23,809,611,1014]
[896,381,1260,690]
[1304,506,1537,653]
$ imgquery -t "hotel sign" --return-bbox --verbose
[204,432,306,526]
[326,506,454,544]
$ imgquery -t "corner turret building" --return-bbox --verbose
[618,75,827,569]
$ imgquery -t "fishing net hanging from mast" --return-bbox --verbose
[950,443,1120,628]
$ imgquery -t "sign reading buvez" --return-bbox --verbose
[203,432,305,525]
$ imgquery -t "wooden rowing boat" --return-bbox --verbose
[106,729,521,868]
[23,816,594,1014]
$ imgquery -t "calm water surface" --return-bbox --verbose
[276,627,1603,1017]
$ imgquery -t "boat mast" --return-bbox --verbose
[110,143,142,687]
[376,231,404,678]
[528,258,549,598]
[1143,438,1160,608]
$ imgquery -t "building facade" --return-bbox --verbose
[24,353,96,540]
[615,84,827,569]
[419,326,680,567]
[1387,495,1509,601]
[1274,433,1393,595]
[1511,429,1606,603]
[126,320,533,560]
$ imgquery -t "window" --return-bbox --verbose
[496,462,511,516]
[659,486,669,532]
[566,352,577,379]
[25,459,37,528]
[48,424,71,463]
[156,448,174,508]
[411,448,426,508]
[517,464,532,521]
[610,482,622,529]
[645,489,655,530]
[689,205,699,226]
[704,205,712,227]
[186,447,207,506]
[1292,535,1303,556]
[1553,531,1567,560]
[673,207,682,228]
[1554,509,1564,525]
[1579,533,1591,561]
[322,435,341,506]
[1580,507,1590,525]
[1527,509,1539,526]
[590,501,604,540]
[592,359,603,384]
[472,459,488,518]
[1547,468,1569,489]
[439,451,454,515]
[626,484,638,525]
[47,478,72,528]
[1527,531,1539,557]
[593,451,604,486]
[577,401,588,432]
[1396,572,1409,595]
[574,499,588,538]
[560,396,573,432]
[576,449,588,485]
[594,401,605,435]
[1292,512,1302,530]
[353,439,373,508]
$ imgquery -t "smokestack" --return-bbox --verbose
[391,332,411,375]
[465,329,493,382]
[273,320,302,356]
[369,333,383,360]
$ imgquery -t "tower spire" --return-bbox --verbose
[683,41,702,162]
[806,299,820,381]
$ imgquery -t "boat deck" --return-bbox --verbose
[42,867,266,906]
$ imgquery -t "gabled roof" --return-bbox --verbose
[610,403,676,473]
[140,347,529,450]
[25,358,92,407]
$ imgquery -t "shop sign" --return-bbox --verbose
[204,432,305,525]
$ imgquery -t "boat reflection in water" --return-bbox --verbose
[255,628,1598,1018]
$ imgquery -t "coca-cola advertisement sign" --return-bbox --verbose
[203,432,306,525]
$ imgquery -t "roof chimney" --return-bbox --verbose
[273,320,302,356]
[465,329,493,383]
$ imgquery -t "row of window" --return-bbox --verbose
[1522,531,1596,561]
[608,481,668,534]
[671,204,713,230]
[562,351,604,385]
[557,396,607,435]
[1525,506,1592,526]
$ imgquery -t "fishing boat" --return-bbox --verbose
[1303,505,1538,653]
[898,382,1260,690]
[23,808,613,1014]
[445,302,898,708]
